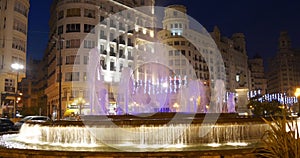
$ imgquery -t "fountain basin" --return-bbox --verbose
[0,113,268,157]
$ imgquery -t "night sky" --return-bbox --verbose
[27,0,300,70]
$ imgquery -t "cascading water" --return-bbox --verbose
[0,119,270,152]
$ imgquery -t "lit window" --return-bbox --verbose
[236,74,240,82]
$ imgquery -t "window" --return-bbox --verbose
[65,72,80,81]
[181,41,185,45]
[119,22,125,30]
[100,30,106,39]
[173,11,177,16]
[13,19,26,34]
[66,8,81,17]
[100,16,107,24]
[66,39,80,48]
[169,50,173,56]
[110,33,115,41]
[83,72,87,81]
[84,56,89,64]
[58,10,64,20]
[181,50,186,55]
[84,9,95,18]
[66,55,80,65]
[169,60,173,66]
[236,74,240,82]
[174,41,179,45]
[66,24,80,33]
[84,24,95,33]
[110,19,116,28]
[12,37,26,52]
[119,63,123,72]
[14,1,28,17]
[11,56,25,66]
[100,44,104,52]
[5,79,14,92]
[119,49,124,57]
[110,61,115,71]
[84,40,95,49]
[110,6,114,12]
[58,25,63,35]
[174,50,180,56]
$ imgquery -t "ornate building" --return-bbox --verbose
[0,0,30,116]
[248,54,267,95]
[211,27,251,112]
[268,31,300,96]
[45,0,155,118]
[157,5,214,112]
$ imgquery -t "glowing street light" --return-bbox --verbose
[294,88,300,116]
[11,63,24,118]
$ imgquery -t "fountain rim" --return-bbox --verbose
[24,112,277,127]
[0,145,261,157]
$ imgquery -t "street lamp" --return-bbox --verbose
[78,98,86,115]
[52,35,64,120]
[11,63,24,118]
[294,88,300,117]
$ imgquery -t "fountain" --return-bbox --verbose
[0,6,268,158]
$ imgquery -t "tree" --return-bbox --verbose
[247,98,283,116]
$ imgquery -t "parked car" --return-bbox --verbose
[0,118,15,132]
[14,116,52,130]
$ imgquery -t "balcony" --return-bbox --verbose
[100,20,107,25]
[110,23,117,28]
[128,43,134,47]
[119,51,125,58]
[119,40,125,45]
[110,52,116,57]
[127,30,134,34]
[110,67,116,71]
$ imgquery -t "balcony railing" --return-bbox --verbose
[110,67,116,71]
[110,24,117,28]
[100,20,107,25]
[127,30,134,34]
[110,52,116,57]
[119,40,125,45]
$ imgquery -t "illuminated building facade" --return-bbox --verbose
[268,31,300,96]
[45,0,155,117]
[0,0,29,116]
